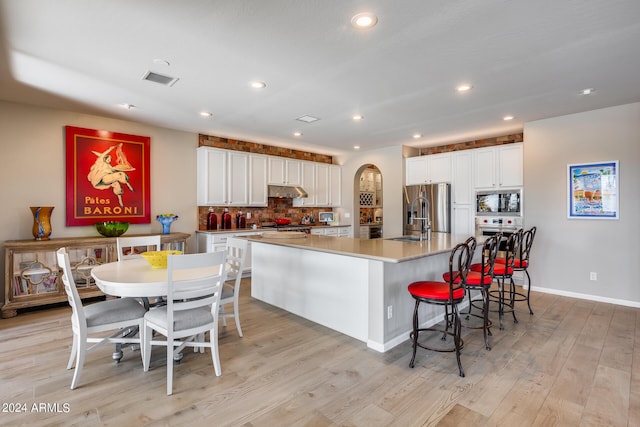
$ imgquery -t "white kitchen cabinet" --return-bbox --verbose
[315,164,330,206]
[498,143,524,188]
[197,147,227,206]
[329,164,341,206]
[248,154,268,206]
[197,147,268,207]
[405,153,451,185]
[451,151,475,236]
[268,157,301,186]
[293,161,316,207]
[310,226,352,237]
[473,143,523,189]
[227,151,249,206]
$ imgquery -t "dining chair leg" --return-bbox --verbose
[70,333,86,390]
[210,327,222,376]
[142,325,152,372]
[167,337,174,395]
[67,335,78,370]
[233,298,243,337]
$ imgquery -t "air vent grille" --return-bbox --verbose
[296,115,320,123]
[142,71,179,87]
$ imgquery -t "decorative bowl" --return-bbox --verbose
[275,218,291,225]
[95,221,129,237]
[140,250,182,269]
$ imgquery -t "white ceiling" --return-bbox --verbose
[1,0,639,156]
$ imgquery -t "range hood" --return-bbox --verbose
[268,185,308,199]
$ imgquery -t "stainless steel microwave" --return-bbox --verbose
[476,190,521,215]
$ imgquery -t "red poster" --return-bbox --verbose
[65,126,151,226]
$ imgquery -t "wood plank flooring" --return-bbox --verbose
[0,280,638,426]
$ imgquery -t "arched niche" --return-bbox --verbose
[352,164,383,238]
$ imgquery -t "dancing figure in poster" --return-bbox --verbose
[87,143,135,207]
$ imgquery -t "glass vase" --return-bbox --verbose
[157,215,178,235]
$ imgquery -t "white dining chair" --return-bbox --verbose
[56,248,147,390]
[219,237,248,337]
[142,251,227,395]
[116,235,162,261]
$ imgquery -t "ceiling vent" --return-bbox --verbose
[296,115,320,123]
[141,70,179,87]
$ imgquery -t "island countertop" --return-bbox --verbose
[243,232,470,263]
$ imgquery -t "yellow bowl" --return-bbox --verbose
[140,250,182,269]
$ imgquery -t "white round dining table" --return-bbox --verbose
[91,258,225,298]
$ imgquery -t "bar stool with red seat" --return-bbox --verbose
[408,241,471,377]
[485,230,522,330]
[496,226,536,315]
[449,234,501,350]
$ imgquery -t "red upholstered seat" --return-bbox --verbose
[495,258,528,268]
[442,271,492,286]
[408,281,465,301]
[471,262,512,276]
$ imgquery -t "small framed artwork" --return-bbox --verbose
[567,160,619,219]
[65,126,151,226]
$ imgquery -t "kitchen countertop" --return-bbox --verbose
[243,232,468,263]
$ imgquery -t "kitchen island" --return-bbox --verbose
[244,232,473,352]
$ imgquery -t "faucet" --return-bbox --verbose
[409,192,432,243]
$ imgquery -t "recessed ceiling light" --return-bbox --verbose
[293,132,303,137]
[352,114,364,121]
[503,115,514,121]
[456,83,473,92]
[200,111,212,117]
[250,81,266,89]
[353,145,361,150]
[351,12,378,29]
[581,88,595,95]
[412,133,422,139]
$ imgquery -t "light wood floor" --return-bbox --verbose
[0,279,638,427]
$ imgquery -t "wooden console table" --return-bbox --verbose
[2,233,189,318]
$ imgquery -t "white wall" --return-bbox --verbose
[524,102,640,305]
[0,101,199,304]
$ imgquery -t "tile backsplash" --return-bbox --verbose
[198,199,333,230]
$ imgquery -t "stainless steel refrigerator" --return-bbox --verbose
[403,183,451,236]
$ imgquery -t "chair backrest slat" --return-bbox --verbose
[166,251,227,316]
[56,248,86,327]
[116,235,162,261]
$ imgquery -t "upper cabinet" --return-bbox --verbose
[405,153,451,185]
[268,157,301,186]
[329,164,341,207]
[198,147,341,207]
[197,147,227,206]
[248,154,268,206]
[473,143,523,189]
[293,161,317,207]
[197,147,267,207]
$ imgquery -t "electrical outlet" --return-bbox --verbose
[246,212,251,219]
[590,272,597,281]
[387,305,393,319]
